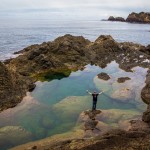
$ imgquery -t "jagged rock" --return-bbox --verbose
[97,72,110,80]
[126,12,150,24]
[117,77,131,83]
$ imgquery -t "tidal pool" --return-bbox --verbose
[0,61,148,150]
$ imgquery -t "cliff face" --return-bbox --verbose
[126,12,150,23]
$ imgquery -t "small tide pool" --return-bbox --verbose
[0,61,148,150]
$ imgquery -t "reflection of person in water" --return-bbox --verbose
[86,90,104,111]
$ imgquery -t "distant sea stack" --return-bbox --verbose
[106,12,150,24]
[108,16,125,22]
[126,12,150,23]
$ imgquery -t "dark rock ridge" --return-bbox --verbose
[1,34,150,114]
[117,77,131,83]
[97,72,110,81]
[107,12,150,24]
[108,16,125,22]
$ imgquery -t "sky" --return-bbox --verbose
[0,0,150,19]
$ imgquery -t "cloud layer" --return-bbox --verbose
[0,0,150,19]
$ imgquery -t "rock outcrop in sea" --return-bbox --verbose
[126,12,150,24]
[108,16,125,22]
[107,12,150,24]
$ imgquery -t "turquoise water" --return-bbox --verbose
[0,61,148,150]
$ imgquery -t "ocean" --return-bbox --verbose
[0,17,150,60]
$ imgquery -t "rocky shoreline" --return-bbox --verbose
[0,34,150,149]
[107,12,150,24]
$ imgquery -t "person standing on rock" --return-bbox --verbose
[86,90,104,111]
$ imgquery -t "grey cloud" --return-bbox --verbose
[0,0,149,19]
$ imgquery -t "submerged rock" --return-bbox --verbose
[97,72,110,81]
[111,88,133,102]
[0,126,33,149]
[10,110,150,150]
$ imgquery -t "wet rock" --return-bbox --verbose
[117,77,131,83]
[78,110,110,137]
[97,72,110,81]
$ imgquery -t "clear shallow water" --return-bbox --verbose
[0,61,148,150]
[0,18,150,60]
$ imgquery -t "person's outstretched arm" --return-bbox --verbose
[98,91,104,95]
[86,90,92,95]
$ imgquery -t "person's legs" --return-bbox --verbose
[92,101,95,111]
[92,101,97,110]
